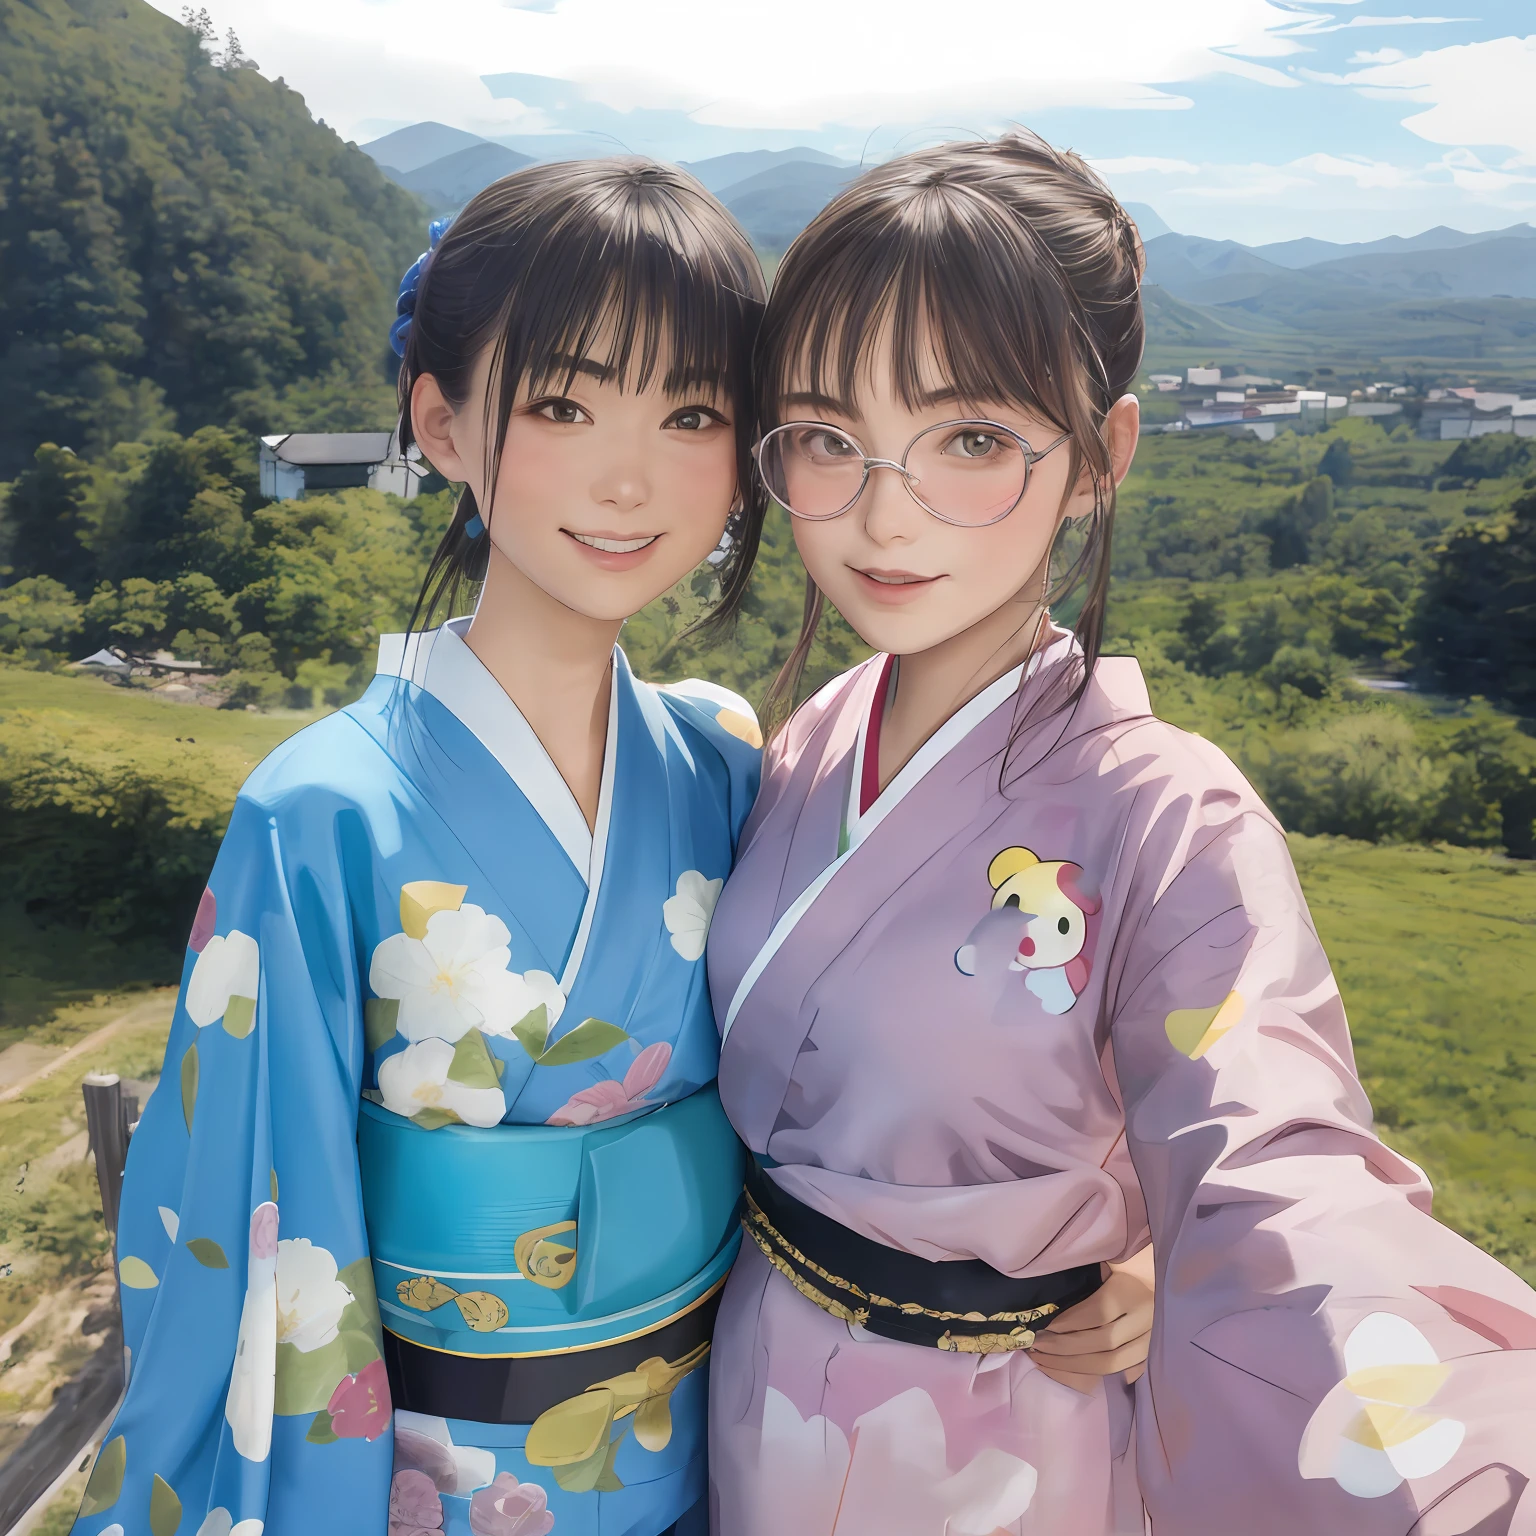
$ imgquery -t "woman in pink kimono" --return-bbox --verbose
[706,132,1536,1535]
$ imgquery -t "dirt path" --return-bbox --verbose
[0,996,170,1107]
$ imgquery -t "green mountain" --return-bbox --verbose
[0,0,427,476]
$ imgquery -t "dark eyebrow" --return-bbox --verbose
[543,354,619,386]
[781,389,851,414]
[915,386,967,408]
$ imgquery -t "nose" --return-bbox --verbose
[858,460,925,545]
[590,442,651,513]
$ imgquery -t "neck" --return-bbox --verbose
[878,563,1051,792]
[464,544,622,829]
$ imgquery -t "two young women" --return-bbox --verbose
[79,141,1536,1536]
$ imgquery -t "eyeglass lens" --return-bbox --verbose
[759,421,1031,525]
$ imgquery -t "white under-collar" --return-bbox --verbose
[375,618,615,887]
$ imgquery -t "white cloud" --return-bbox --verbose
[148,0,1319,141]
[1092,156,1202,175]
[1338,35,1536,157]
[1349,47,1407,64]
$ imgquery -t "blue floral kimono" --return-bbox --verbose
[73,619,760,1536]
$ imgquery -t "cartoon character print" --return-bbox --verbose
[954,846,1102,1015]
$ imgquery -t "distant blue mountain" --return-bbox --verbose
[1123,202,1171,240]
[1144,226,1536,311]
[719,161,860,251]
[682,147,850,195]
[361,122,487,175]
[391,143,535,213]
[1256,223,1536,270]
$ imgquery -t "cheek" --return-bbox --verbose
[491,430,568,518]
[667,437,738,520]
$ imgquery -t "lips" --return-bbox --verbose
[859,569,935,585]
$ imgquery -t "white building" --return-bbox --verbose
[258,432,424,500]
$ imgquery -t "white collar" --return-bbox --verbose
[375,618,616,887]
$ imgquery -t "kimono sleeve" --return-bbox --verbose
[1108,808,1536,1536]
[73,791,391,1536]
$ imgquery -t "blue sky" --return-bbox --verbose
[151,0,1536,245]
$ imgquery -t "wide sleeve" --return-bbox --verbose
[1108,807,1536,1536]
[73,792,391,1536]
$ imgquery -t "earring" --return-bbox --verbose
[464,513,486,539]
[706,503,743,568]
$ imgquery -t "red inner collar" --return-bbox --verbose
[859,654,896,818]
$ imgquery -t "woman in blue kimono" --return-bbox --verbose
[73,159,767,1536]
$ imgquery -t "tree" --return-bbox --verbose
[1413,488,1536,712]
[2,444,97,590]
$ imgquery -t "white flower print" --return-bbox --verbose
[369,904,528,1043]
[662,870,723,962]
[274,1237,354,1354]
[1298,1311,1465,1499]
[377,1038,507,1128]
[737,1386,1037,1534]
[482,968,565,1039]
[225,1204,279,1462]
[196,1513,265,1536]
[186,931,259,1028]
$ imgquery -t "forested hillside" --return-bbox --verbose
[0,0,425,475]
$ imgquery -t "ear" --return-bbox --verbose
[1061,393,1141,521]
[987,845,1039,890]
[1105,393,1140,488]
[411,373,473,486]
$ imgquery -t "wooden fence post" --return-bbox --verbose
[81,1073,128,1234]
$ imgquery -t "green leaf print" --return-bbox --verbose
[410,1106,462,1131]
[338,1257,383,1338]
[222,994,256,1039]
[594,1434,626,1493]
[180,1043,198,1132]
[306,1410,340,1445]
[78,1435,125,1517]
[186,1238,229,1269]
[274,1337,352,1416]
[447,1029,501,1090]
[150,1472,183,1536]
[119,1256,158,1289]
[512,1004,551,1060]
[364,998,400,1053]
[536,1018,631,1068]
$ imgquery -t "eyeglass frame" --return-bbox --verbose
[753,417,1072,528]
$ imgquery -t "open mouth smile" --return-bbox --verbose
[566,531,660,554]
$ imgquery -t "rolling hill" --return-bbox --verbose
[391,142,535,213]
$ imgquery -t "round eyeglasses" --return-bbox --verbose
[754,418,1070,528]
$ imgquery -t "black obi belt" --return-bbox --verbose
[743,1159,1103,1354]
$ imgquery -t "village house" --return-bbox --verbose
[258,431,424,500]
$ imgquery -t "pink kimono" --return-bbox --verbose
[706,638,1536,1535]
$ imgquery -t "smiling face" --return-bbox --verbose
[778,330,1088,660]
[415,332,739,624]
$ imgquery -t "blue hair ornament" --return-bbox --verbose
[389,216,453,359]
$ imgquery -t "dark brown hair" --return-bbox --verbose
[396,157,767,634]
[757,130,1145,733]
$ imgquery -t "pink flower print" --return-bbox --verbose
[249,1201,279,1261]
[389,1469,444,1535]
[545,1041,672,1127]
[189,887,217,952]
[623,1041,670,1099]
[469,1473,555,1536]
[393,1427,458,1491]
[328,1357,392,1441]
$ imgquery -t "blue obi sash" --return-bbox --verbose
[358,1085,742,1428]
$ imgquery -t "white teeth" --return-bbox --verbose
[865,572,926,585]
[570,532,658,554]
